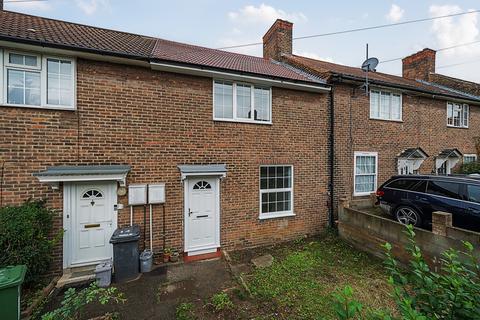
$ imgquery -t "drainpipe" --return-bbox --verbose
[328,87,335,228]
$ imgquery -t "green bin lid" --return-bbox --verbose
[0,265,27,289]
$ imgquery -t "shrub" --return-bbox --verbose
[0,200,60,285]
[209,292,234,312]
[332,224,480,319]
[175,302,195,320]
[459,161,480,174]
[41,282,125,320]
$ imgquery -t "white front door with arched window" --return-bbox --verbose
[184,177,220,255]
[64,182,117,267]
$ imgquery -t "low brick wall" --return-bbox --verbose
[337,199,480,267]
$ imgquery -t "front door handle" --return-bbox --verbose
[188,208,192,217]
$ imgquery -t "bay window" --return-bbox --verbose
[260,165,294,219]
[1,49,75,109]
[447,102,469,128]
[214,80,271,123]
[370,90,402,121]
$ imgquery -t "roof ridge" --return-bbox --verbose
[3,9,156,40]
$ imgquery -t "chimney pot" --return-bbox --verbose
[402,48,436,81]
[263,19,293,61]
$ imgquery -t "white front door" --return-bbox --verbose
[70,182,117,266]
[184,177,220,255]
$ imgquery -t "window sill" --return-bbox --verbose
[369,117,403,123]
[213,118,272,125]
[259,212,295,220]
[0,103,76,111]
[353,192,374,197]
[447,125,469,129]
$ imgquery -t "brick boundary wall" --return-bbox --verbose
[337,198,480,267]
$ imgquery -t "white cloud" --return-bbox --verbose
[75,0,110,15]
[294,51,340,64]
[4,0,51,11]
[386,4,405,22]
[228,4,307,25]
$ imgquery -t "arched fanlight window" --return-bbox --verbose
[82,189,104,199]
[193,181,211,190]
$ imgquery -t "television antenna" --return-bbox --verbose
[361,44,379,95]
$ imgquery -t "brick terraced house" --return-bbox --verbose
[1,9,480,278]
[263,19,480,208]
[0,10,332,275]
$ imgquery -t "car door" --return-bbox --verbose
[407,180,430,217]
[425,180,467,228]
[464,184,480,232]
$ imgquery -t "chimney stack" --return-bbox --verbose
[263,19,293,61]
[402,48,436,81]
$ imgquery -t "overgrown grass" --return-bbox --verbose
[247,233,394,319]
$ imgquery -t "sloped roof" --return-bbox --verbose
[284,54,480,102]
[0,10,323,84]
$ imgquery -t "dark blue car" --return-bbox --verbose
[376,175,480,231]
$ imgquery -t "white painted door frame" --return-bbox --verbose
[63,181,117,269]
[183,176,221,255]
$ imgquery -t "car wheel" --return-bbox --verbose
[394,206,422,227]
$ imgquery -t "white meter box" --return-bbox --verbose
[128,184,147,205]
[148,183,165,204]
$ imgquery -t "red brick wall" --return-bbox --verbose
[0,59,330,273]
[333,83,480,207]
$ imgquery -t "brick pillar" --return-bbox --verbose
[431,211,452,236]
[338,196,349,219]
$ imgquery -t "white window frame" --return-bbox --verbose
[369,89,402,122]
[259,165,295,220]
[464,154,477,164]
[213,79,272,125]
[447,102,469,128]
[1,49,76,110]
[353,151,378,196]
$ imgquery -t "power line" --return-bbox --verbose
[217,9,480,50]
[379,40,480,64]
[437,58,480,69]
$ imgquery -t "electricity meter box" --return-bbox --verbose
[148,183,165,204]
[128,184,147,205]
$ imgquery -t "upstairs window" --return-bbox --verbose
[1,49,75,110]
[447,102,468,128]
[370,90,402,121]
[214,80,271,123]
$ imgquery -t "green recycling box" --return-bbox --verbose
[0,265,27,320]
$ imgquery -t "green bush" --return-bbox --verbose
[0,200,59,285]
[41,282,125,320]
[209,292,234,312]
[176,302,195,320]
[332,224,480,319]
[459,161,480,174]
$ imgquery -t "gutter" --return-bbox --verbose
[328,87,335,228]
[335,74,480,105]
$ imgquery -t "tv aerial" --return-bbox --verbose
[361,44,379,95]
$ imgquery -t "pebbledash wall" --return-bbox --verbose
[0,58,330,273]
[332,82,480,203]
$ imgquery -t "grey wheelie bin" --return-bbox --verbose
[110,225,140,282]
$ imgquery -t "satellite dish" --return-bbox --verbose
[361,57,379,72]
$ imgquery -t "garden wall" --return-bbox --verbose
[337,198,480,267]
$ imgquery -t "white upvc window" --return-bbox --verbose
[370,90,402,121]
[1,49,76,110]
[259,165,294,219]
[464,154,477,164]
[213,80,271,124]
[447,102,469,128]
[354,152,378,196]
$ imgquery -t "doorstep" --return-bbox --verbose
[183,248,221,263]
[56,265,96,288]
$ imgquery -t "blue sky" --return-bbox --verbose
[5,0,480,82]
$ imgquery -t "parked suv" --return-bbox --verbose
[376,175,480,231]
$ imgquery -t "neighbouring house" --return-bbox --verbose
[263,19,480,208]
[0,9,331,275]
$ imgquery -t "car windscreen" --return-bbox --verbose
[426,181,462,200]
